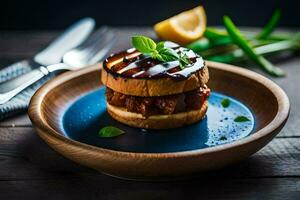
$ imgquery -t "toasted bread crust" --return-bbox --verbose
[101,65,209,97]
[107,101,208,129]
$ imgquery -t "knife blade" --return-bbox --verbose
[34,17,95,66]
[0,17,95,83]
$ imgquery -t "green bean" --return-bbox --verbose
[186,37,233,52]
[189,10,285,54]
[187,33,274,53]
[204,28,228,39]
[186,38,210,51]
[256,9,281,39]
[205,9,282,41]
[206,32,300,62]
[223,16,285,77]
[192,38,276,57]
[206,40,297,63]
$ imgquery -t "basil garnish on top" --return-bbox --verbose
[98,126,125,138]
[131,35,157,54]
[131,35,190,69]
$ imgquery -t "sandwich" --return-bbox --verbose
[101,36,210,129]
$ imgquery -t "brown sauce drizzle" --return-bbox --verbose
[103,43,204,80]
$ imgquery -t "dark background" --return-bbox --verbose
[0,0,299,30]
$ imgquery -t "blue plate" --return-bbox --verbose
[62,88,255,153]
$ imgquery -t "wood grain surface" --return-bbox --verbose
[0,28,299,199]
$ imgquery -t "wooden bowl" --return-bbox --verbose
[28,61,290,180]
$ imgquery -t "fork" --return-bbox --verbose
[0,27,116,104]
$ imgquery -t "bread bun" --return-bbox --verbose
[101,44,210,129]
[107,101,208,129]
[101,64,209,97]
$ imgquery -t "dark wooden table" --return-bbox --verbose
[0,28,299,199]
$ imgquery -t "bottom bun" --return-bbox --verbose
[107,101,208,129]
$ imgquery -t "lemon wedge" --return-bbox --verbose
[154,6,207,45]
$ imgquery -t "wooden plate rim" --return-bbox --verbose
[28,61,290,158]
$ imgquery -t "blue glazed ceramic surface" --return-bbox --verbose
[62,88,255,153]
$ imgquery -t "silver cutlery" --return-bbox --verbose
[34,17,95,66]
[0,27,116,104]
[0,17,95,83]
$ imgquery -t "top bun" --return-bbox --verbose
[101,45,209,97]
[101,65,208,96]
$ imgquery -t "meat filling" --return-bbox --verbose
[106,86,210,117]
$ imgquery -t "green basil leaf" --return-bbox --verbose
[156,41,165,51]
[153,53,163,61]
[131,35,190,69]
[221,98,230,108]
[132,35,157,54]
[234,116,250,122]
[98,126,125,138]
[179,53,190,69]
[150,49,159,59]
[180,53,190,63]
[157,47,179,62]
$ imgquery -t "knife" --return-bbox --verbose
[0,17,95,83]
